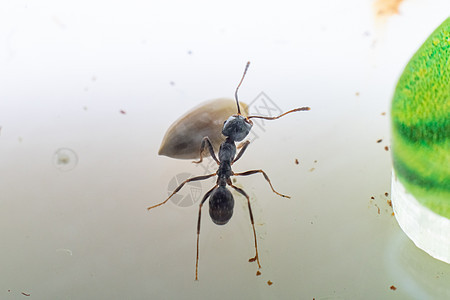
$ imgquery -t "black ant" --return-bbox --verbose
[147,62,310,280]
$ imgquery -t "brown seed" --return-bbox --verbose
[159,98,248,159]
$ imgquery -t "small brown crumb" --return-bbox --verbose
[377,139,383,143]
[120,110,126,114]
[314,160,318,163]
[295,159,299,165]
[385,192,389,197]
[256,270,261,276]
[371,196,375,200]
[248,257,256,262]
[381,112,386,116]
[267,280,273,286]
[384,146,389,151]
[375,204,380,214]
[391,212,395,216]
[309,167,315,172]
[21,292,31,296]
[390,285,397,291]
[387,200,392,207]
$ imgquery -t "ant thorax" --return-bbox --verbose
[218,140,236,163]
[221,114,253,142]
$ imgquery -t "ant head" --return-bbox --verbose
[222,114,253,142]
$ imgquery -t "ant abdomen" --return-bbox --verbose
[209,186,234,225]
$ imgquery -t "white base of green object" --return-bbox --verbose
[391,171,450,264]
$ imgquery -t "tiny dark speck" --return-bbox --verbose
[120,110,126,114]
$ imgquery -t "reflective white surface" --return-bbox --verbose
[392,172,450,264]
[1,0,449,299]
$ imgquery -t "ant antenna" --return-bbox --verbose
[248,107,311,120]
[235,61,250,115]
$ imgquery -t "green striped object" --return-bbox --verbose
[391,17,450,219]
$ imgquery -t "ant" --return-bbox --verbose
[147,62,310,280]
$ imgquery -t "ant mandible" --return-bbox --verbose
[147,62,310,280]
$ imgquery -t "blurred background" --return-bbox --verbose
[1,0,449,299]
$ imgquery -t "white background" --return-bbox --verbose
[1,0,449,299]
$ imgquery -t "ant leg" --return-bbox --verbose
[147,173,216,210]
[232,140,250,164]
[247,107,310,120]
[233,169,290,198]
[229,184,261,269]
[195,185,217,281]
[193,137,219,165]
